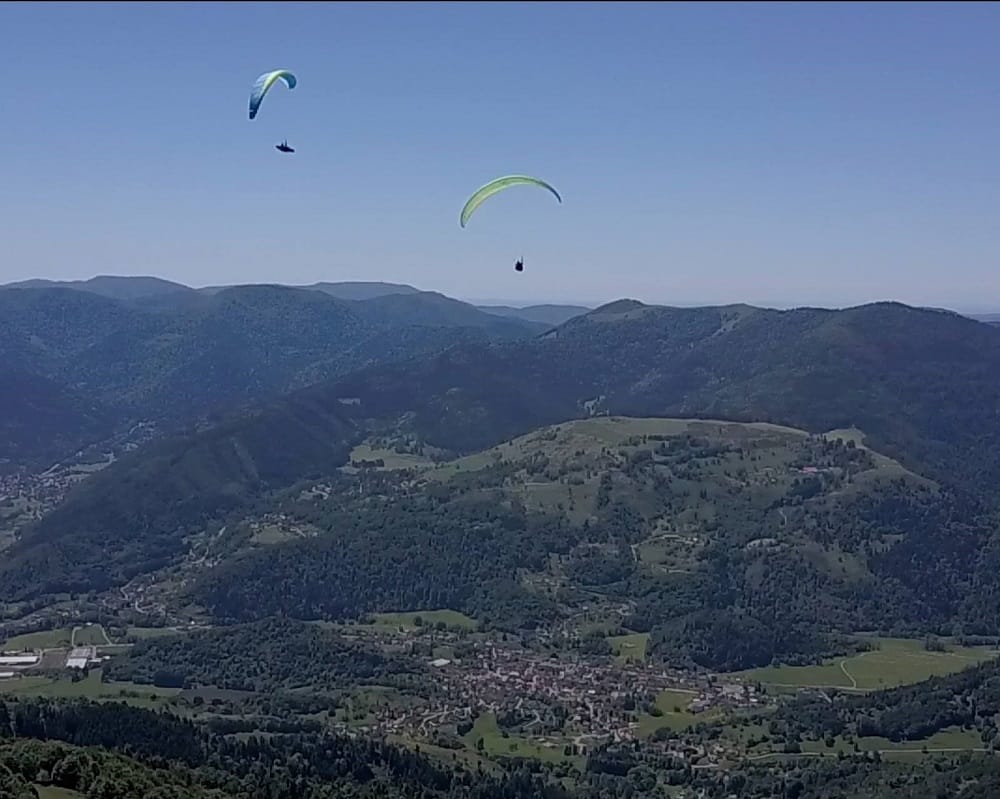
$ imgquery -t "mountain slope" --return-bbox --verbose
[0,368,113,467]
[0,284,546,466]
[0,381,362,597]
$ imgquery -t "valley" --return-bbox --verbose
[2,413,999,784]
[7,4,1000,795]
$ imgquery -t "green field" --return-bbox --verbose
[0,669,180,706]
[346,443,433,471]
[250,524,299,545]
[800,726,984,757]
[462,712,575,764]
[635,688,708,737]
[608,632,649,664]
[35,787,83,799]
[434,417,809,476]
[1,628,72,651]
[371,609,477,631]
[72,624,110,646]
[738,637,997,691]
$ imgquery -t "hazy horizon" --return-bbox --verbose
[3,2,1000,311]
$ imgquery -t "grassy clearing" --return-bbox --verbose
[847,638,995,690]
[371,609,477,631]
[0,670,104,698]
[743,661,852,689]
[346,443,433,471]
[462,712,575,765]
[0,669,181,706]
[635,688,709,737]
[798,543,870,583]
[738,637,997,691]
[608,633,649,664]
[1,628,71,651]
[35,787,84,799]
[822,427,934,489]
[800,726,985,757]
[389,732,493,772]
[250,524,299,545]
[434,417,809,479]
[72,624,110,646]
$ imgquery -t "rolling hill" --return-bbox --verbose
[186,414,999,671]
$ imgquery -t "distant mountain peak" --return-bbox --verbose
[2,275,193,301]
[590,299,648,314]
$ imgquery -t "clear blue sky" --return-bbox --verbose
[3,1,1000,310]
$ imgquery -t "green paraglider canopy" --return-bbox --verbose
[460,175,562,228]
[249,69,297,121]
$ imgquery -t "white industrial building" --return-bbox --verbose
[0,654,39,667]
[66,646,97,670]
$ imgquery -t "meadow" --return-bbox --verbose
[737,637,997,691]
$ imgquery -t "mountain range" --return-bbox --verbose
[1,274,591,321]
[6,286,1000,651]
[0,278,590,467]
[7,272,1000,799]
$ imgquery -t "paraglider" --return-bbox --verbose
[248,69,297,121]
[459,175,562,229]
[460,176,561,275]
[275,140,295,153]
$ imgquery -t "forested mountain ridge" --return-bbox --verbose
[0,379,360,598]
[0,283,547,467]
[327,299,1000,496]
[6,299,1000,619]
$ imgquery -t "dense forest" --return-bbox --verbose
[193,490,572,631]
[104,618,424,694]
